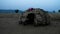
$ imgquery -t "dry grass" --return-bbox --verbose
[0,13,60,18]
[0,13,21,18]
[49,13,60,20]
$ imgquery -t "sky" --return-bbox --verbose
[0,0,60,12]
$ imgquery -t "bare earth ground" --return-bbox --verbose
[0,14,60,34]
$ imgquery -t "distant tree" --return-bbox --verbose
[46,11,48,13]
[15,9,19,13]
[53,11,55,13]
[58,10,60,12]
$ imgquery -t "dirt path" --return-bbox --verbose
[0,18,60,34]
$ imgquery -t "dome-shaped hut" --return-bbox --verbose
[19,8,51,26]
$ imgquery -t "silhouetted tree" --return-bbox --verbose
[58,10,60,12]
[15,9,19,13]
[53,11,55,13]
[46,11,48,13]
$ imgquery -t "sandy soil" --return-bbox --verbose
[0,14,60,34]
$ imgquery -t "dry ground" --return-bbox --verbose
[0,13,60,34]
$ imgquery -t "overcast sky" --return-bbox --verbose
[0,0,60,11]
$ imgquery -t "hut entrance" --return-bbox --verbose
[25,13,36,24]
